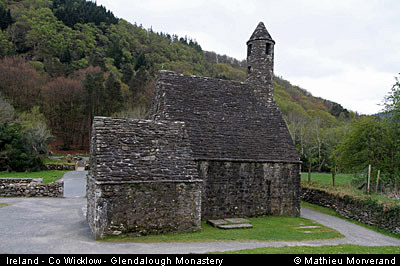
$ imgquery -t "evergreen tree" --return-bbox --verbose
[0,7,13,30]
[104,72,123,116]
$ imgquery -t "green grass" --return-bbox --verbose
[0,170,68,184]
[102,216,343,243]
[301,172,353,186]
[217,244,400,254]
[0,203,8,208]
[301,172,400,206]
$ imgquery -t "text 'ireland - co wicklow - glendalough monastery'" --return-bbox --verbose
[87,22,301,239]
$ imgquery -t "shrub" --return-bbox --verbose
[0,122,44,171]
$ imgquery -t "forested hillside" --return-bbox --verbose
[0,0,357,174]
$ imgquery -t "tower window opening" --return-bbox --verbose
[247,66,252,74]
[247,44,252,57]
[266,43,271,55]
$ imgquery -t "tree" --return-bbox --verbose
[383,75,400,117]
[0,30,14,57]
[0,122,43,172]
[104,72,123,116]
[83,69,106,139]
[19,106,54,156]
[42,77,84,149]
[0,92,15,123]
[0,56,44,111]
[382,74,400,192]
[0,7,13,30]
[335,117,395,178]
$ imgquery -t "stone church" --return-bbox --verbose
[87,22,301,239]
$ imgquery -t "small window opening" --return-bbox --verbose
[266,43,271,55]
[247,44,252,57]
[247,66,252,74]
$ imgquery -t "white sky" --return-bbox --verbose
[96,0,399,115]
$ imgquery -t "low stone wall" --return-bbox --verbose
[44,164,75,170]
[0,178,63,197]
[302,187,400,234]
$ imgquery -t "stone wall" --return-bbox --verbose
[0,178,63,197]
[199,160,301,220]
[302,187,400,234]
[44,164,75,171]
[87,117,202,239]
[87,178,202,238]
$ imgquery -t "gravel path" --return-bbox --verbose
[0,171,399,254]
[63,171,87,198]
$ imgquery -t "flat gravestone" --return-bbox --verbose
[217,223,253,229]
[225,218,250,224]
[296,226,321,229]
[207,218,253,229]
[207,219,228,227]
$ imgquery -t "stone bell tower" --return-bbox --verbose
[246,22,275,101]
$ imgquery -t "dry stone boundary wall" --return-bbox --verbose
[0,178,63,197]
[302,187,400,235]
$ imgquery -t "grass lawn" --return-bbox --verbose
[0,170,68,184]
[0,203,8,208]
[217,244,400,254]
[301,172,400,206]
[102,216,343,243]
[301,172,353,186]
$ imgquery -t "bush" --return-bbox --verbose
[0,122,43,171]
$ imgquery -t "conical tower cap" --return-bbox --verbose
[247,22,275,44]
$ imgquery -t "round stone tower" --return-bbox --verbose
[246,22,275,101]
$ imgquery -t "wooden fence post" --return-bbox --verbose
[376,170,381,193]
[367,164,371,194]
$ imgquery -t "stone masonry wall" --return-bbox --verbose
[87,117,202,239]
[43,164,75,171]
[199,160,301,220]
[302,187,400,234]
[0,178,63,197]
[87,178,202,238]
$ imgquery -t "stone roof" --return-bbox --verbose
[247,22,275,44]
[150,71,300,163]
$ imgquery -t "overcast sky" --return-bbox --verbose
[96,0,399,115]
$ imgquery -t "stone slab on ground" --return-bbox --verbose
[296,225,321,229]
[207,218,253,229]
[225,218,250,224]
[207,219,228,227]
[217,223,253,229]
